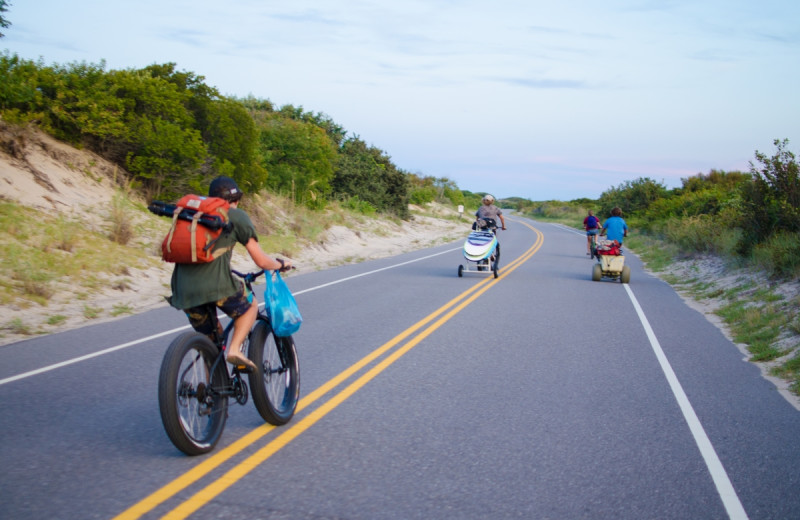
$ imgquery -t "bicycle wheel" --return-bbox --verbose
[248,320,300,425]
[158,332,228,455]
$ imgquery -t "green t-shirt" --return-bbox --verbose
[168,207,259,310]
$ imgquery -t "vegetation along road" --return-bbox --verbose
[1,216,798,519]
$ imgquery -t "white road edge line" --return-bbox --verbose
[624,284,748,520]
[0,247,462,386]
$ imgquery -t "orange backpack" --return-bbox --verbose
[160,195,233,263]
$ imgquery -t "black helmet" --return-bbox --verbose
[209,176,242,202]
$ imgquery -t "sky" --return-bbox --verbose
[2,0,798,201]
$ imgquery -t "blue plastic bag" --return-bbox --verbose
[265,271,302,337]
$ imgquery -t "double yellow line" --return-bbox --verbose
[115,221,543,520]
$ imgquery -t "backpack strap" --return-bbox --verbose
[164,207,182,256]
[189,211,203,263]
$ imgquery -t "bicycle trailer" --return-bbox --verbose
[458,221,499,278]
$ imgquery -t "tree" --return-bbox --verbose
[204,97,264,190]
[737,139,800,251]
[0,1,11,38]
[598,177,668,217]
[258,114,337,208]
[126,117,206,197]
[333,137,409,218]
[0,52,45,119]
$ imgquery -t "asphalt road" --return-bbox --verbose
[1,216,798,520]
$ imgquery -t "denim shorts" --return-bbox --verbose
[586,229,599,236]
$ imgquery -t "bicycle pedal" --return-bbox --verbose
[233,364,254,374]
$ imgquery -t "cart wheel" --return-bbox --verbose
[620,265,631,284]
[592,264,602,282]
[458,265,463,278]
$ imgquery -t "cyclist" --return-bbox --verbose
[167,176,292,371]
[474,194,506,232]
[583,209,601,256]
[600,206,628,246]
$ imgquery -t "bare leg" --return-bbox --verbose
[226,302,257,370]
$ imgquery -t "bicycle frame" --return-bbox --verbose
[199,269,271,403]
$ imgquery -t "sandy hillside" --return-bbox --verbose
[0,122,467,346]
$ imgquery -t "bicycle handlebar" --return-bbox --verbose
[231,264,297,284]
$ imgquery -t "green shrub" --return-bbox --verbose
[657,215,741,256]
[409,186,437,205]
[342,196,377,216]
[751,231,800,278]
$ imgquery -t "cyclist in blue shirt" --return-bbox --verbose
[600,207,628,246]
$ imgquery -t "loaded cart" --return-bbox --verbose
[592,239,631,283]
[458,218,500,279]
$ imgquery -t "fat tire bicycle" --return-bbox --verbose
[158,269,300,456]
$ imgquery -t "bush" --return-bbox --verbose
[597,177,668,217]
[737,139,800,251]
[341,196,377,216]
[752,231,800,278]
[654,215,741,256]
[409,186,436,205]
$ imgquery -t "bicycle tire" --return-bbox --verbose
[158,332,228,455]
[248,320,300,425]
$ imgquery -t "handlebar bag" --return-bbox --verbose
[265,271,303,337]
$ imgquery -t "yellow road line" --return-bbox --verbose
[114,221,542,520]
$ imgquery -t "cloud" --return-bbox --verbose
[268,9,344,27]
[689,48,741,62]
[500,77,589,89]
[162,29,210,48]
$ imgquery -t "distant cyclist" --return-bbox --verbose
[600,207,628,246]
[474,194,506,233]
[583,210,601,256]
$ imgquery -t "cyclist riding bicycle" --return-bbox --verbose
[583,210,601,256]
[167,176,292,371]
[474,194,506,233]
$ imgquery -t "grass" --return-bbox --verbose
[82,305,102,319]
[0,200,161,309]
[717,302,786,361]
[111,303,133,316]
[3,318,33,335]
[46,315,67,326]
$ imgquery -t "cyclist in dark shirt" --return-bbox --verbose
[168,176,292,371]
[583,210,601,256]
